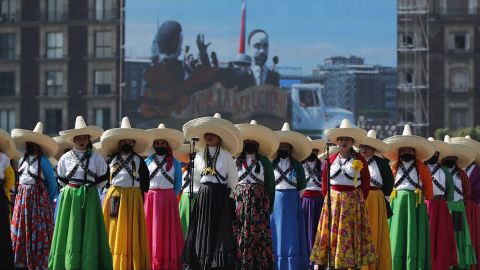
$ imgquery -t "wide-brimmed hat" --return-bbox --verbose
[59,116,103,143]
[100,117,152,155]
[0,128,16,159]
[444,135,475,169]
[93,142,107,159]
[308,137,327,152]
[173,143,192,164]
[11,122,58,157]
[274,122,312,161]
[183,113,242,155]
[325,119,367,146]
[427,137,452,162]
[12,148,22,164]
[318,145,340,162]
[451,135,480,165]
[359,130,390,154]
[235,120,280,157]
[383,124,435,162]
[52,136,74,161]
[146,123,184,151]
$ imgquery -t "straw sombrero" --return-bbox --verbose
[274,122,312,161]
[235,120,280,157]
[451,135,480,165]
[183,113,242,155]
[445,135,475,169]
[383,124,435,162]
[427,137,452,162]
[325,119,366,146]
[59,116,103,143]
[52,136,74,161]
[0,128,16,159]
[146,123,184,151]
[308,137,327,152]
[173,143,193,164]
[100,117,152,155]
[11,122,59,157]
[318,145,340,162]
[93,142,108,159]
[358,130,390,154]
[13,148,22,164]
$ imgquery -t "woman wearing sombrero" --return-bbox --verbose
[383,124,434,270]
[358,130,394,270]
[0,128,16,269]
[101,117,151,270]
[443,135,477,269]
[175,142,200,237]
[425,137,458,270]
[301,137,326,269]
[270,122,309,270]
[234,120,277,269]
[310,119,376,269]
[452,135,480,270]
[10,122,58,269]
[51,135,74,220]
[144,123,184,270]
[49,116,112,269]
[182,113,240,269]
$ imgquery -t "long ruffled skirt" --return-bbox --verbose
[449,200,477,269]
[178,192,197,238]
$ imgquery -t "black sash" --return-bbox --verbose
[367,158,383,189]
[201,147,227,184]
[150,156,174,185]
[466,163,474,175]
[274,165,296,187]
[19,157,44,182]
[239,160,263,184]
[430,165,446,195]
[67,151,98,179]
[305,163,321,188]
[331,156,356,181]
[111,154,137,185]
[451,168,463,196]
[181,170,192,191]
[394,162,421,189]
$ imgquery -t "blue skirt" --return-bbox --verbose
[270,189,309,270]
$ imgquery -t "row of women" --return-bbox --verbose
[1,114,480,270]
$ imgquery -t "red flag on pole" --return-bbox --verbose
[239,0,246,53]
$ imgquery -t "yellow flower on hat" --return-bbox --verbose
[351,159,363,187]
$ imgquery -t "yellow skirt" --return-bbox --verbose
[361,189,392,270]
[103,186,150,270]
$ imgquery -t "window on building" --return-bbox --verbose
[94,108,111,129]
[46,32,64,58]
[455,34,466,50]
[405,70,414,84]
[95,31,112,57]
[451,69,468,92]
[47,0,64,21]
[46,71,64,96]
[0,33,15,59]
[95,0,112,20]
[450,108,469,129]
[468,0,478,14]
[0,72,14,96]
[45,108,62,134]
[95,70,112,95]
[400,33,414,47]
[446,0,469,14]
[0,0,16,22]
[0,109,15,132]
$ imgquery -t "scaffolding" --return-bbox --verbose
[397,0,430,135]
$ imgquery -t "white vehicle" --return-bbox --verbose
[290,83,354,138]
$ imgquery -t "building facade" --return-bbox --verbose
[0,0,122,134]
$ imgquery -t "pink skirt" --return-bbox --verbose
[426,198,458,270]
[144,189,184,270]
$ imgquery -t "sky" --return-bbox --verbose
[125,0,397,73]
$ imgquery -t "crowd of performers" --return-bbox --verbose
[1,114,480,270]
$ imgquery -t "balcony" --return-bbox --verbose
[40,12,69,22]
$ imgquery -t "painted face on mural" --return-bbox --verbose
[249,31,269,67]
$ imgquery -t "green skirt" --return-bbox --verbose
[48,185,112,270]
[179,192,197,238]
[448,200,477,268]
[388,190,431,270]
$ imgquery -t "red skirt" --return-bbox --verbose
[426,198,458,270]
[144,189,184,270]
[465,200,480,270]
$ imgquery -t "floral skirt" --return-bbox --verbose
[11,183,54,269]
[233,183,274,270]
[310,188,376,269]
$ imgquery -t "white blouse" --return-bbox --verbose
[19,156,44,185]
[368,158,383,187]
[148,155,175,189]
[274,158,297,190]
[428,164,447,196]
[304,161,322,191]
[193,147,238,189]
[57,149,108,187]
[394,161,422,191]
[450,168,464,202]
[109,154,142,188]
[330,155,361,186]
[182,169,200,193]
[238,154,265,184]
